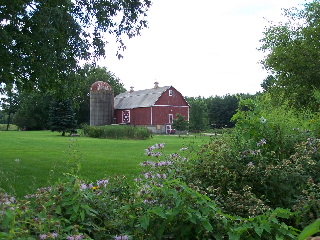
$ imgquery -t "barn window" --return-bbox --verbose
[169,89,173,96]
[168,114,173,124]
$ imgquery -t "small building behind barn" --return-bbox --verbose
[114,82,190,134]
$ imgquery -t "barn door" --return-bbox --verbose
[122,110,130,123]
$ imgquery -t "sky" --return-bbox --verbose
[98,0,310,98]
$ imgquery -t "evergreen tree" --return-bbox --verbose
[172,113,189,134]
[48,100,77,136]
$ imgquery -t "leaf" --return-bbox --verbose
[73,203,80,213]
[139,215,149,230]
[298,219,320,240]
[203,220,213,232]
[261,221,271,234]
[56,205,62,214]
[228,232,241,240]
[254,226,263,236]
[149,207,166,218]
[80,210,85,222]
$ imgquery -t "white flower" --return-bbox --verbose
[260,116,267,123]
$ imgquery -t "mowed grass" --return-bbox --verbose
[0,130,211,198]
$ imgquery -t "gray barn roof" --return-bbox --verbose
[114,86,171,109]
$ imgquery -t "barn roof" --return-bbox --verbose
[114,86,171,109]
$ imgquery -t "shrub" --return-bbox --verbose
[0,124,19,131]
[0,143,301,240]
[82,124,151,140]
[232,97,313,162]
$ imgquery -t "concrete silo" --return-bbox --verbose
[90,81,114,126]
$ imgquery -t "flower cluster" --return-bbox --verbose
[114,235,130,240]
[39,233,58,239]
[25,186,53,199]
[140,161,173,167]
[67,234,86,240]
[145,143,165,156]
[143,171,167,179]
[80,179,109,190]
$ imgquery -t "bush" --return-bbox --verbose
[82,124,151,140]
[0,124,19,131]
[0,143,301,240]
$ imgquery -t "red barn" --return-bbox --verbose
[114,82,190,133]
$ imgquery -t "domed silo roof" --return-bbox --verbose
[90,81,113,92]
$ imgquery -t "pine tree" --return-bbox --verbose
[48,100,77,136]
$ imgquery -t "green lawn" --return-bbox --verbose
[0,130,211,197]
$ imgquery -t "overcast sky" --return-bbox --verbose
[99,0,310,98]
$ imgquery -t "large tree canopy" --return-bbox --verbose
[0,0,151,94]
[260,0,320,110]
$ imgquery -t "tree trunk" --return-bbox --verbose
[6,112,11,131]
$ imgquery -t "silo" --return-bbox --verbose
[90,81,114,126]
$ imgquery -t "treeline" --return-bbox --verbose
[186,93,255,132]
[0,64,126,132]
[1,63,256,132]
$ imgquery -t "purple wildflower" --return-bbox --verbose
[114,235,130,240]
[143,198,157,204]
[97,179,109,187]
[75,235,85,240]
[51,233,58,238]
[140,161,154,166]
[40,234,48,239]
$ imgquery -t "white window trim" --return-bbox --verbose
[169,89,173,96]
[169,114,173,124]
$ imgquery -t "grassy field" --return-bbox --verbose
[0,130,211,198]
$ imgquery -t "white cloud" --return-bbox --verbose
[99,0,310,97]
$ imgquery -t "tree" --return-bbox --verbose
[48,99,77,136]
[0,0,151,95]
[186,96,208,132]
[260,0,320,110]
[74,64,126,125]
[0,84,19,130]
[172,113,189,134]
[13,91,52,130]
[207,94,239,128]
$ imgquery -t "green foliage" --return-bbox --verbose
[48,100,77,136]
[82,124,151,140]
[207,94,240,128]
[74,64,126,125]
[0,143,300,239]
[13,91,52,130]
[186,96,208,131]
[172,113,189,132]
[0,0,151,95]
[298,219,320,240]
[260,0,320,110]
[232,96,312,162]
[0,124,18,131]
[0,174,133,239]
[0,84,19,130]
